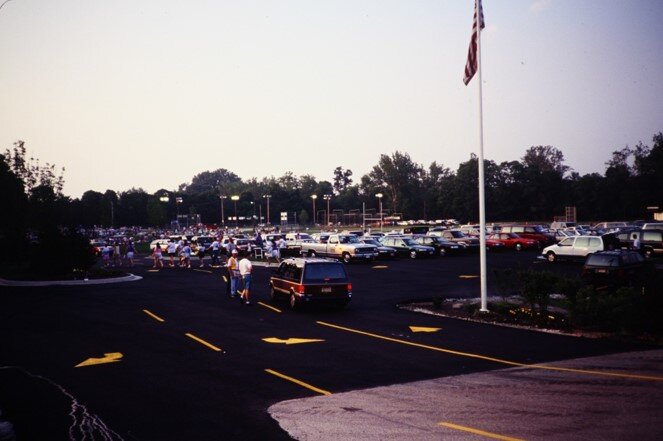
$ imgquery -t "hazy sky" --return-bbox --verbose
[1,0,661,198]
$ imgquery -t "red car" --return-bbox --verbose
[488,233,540,251]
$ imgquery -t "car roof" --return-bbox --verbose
[280,257,340,267]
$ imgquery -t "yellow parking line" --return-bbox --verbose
[185,333,222,352]
[316,321,663,382]
[142,309,165,322]
[439,422,524,441]
[194,269,213,274]
[265,369,331,396]
[372,265,388,269]
[222,275,228,282]
[258,302,282,313]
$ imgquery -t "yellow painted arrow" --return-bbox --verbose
[75,352,123,368]
[263,338,325,345]
[409,326,442,333]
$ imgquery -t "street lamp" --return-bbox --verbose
[263,194,271,225]
[231,195,240,227]
[323,194,332,227]
[311,194,317,225]
[219,195,227,227]
[375,193,383,231]
[175,197,183,217]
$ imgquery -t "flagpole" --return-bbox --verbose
[476,2,488,312]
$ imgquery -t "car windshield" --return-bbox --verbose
[402,238,417,246]
[586,255,619,267]
[303,263,348,283]
[449,231,465,238]
[363,239,379,246]
[338,235,360,244]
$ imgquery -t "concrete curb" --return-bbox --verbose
[0,274,142,287]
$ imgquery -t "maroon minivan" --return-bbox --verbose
[269,258,352,310]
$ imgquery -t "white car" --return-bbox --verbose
[542,236,605,263]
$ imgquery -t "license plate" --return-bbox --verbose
[321,287,332,293]
[596,269,608,273]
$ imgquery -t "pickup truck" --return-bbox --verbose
[299,234,378,263]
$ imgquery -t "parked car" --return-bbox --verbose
[615,229,663,259]
[487,233,540,251]
[500,225,555,246]
[149,239,170,252]
[581,250,651,286]
[541,235,612,262]
[360,238,396,259]
[642,223,663,231]
[437,230,480,251]
[379,236,436,259]
[90,240,107,256]
[269,257,352,309]
[411,235,464,255]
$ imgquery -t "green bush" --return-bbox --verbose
[517,269,558,313]
[28,229,96,279]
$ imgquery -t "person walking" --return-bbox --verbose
[238,251,253,305]
[210,237,221,267]
[226,249,240,298]
[180,241,192,268]
[197,242,207,268]
[113,241,122,267]
[166,240,177,267]
[152,243,164,268]
[125,241,136,267]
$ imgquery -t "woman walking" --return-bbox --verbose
[152,243,164,268]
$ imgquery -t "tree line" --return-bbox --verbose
[2,133,662,235]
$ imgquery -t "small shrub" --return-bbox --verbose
[518,269,558,313]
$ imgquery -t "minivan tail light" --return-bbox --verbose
[347,283,353,292]
[296,284,305,294]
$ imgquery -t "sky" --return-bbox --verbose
[1,0,661,198]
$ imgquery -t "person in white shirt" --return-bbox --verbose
[166,240,178,268]
[210,238,221,267]
[238,252,253,305]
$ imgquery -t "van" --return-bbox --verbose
[541,235,609,263]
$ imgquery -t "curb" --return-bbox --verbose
[0,274,142,287]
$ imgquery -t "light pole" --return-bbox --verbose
[311,194,317,226]
[231,195,240,227]
[323,194,332,227]
[219,195,227,227]
[263,194,271,225]
[375,193,383,231]
[250,201,255,225]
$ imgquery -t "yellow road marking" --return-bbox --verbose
[258,302,282,313]
[147,269,160,273]
[409,326,441,333]
[263,337,325,345]
[222,275,228,282]
[143,309,165,322]
[265,369,331,396]
[75,352,123,368]
[372,265,388,269]
[316,321,663,382]
[459,274,479,279]
[194,269,213,274]
[439,422,524,441]
[185,333,222,352]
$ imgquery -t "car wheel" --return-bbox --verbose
[309,250,317,257]
[546,252,556,263]
[409,250,417,259]
[289,292,298,310]
[342,252,352,264]
[515,243,522,251]
[439,248,446,256]
[644,248,653,259]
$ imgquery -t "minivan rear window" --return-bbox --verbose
[303,263,348,283]
[586,255,619,267]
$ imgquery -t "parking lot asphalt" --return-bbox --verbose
[0,251,659,440]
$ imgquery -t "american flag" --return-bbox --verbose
[463,0,485,85]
